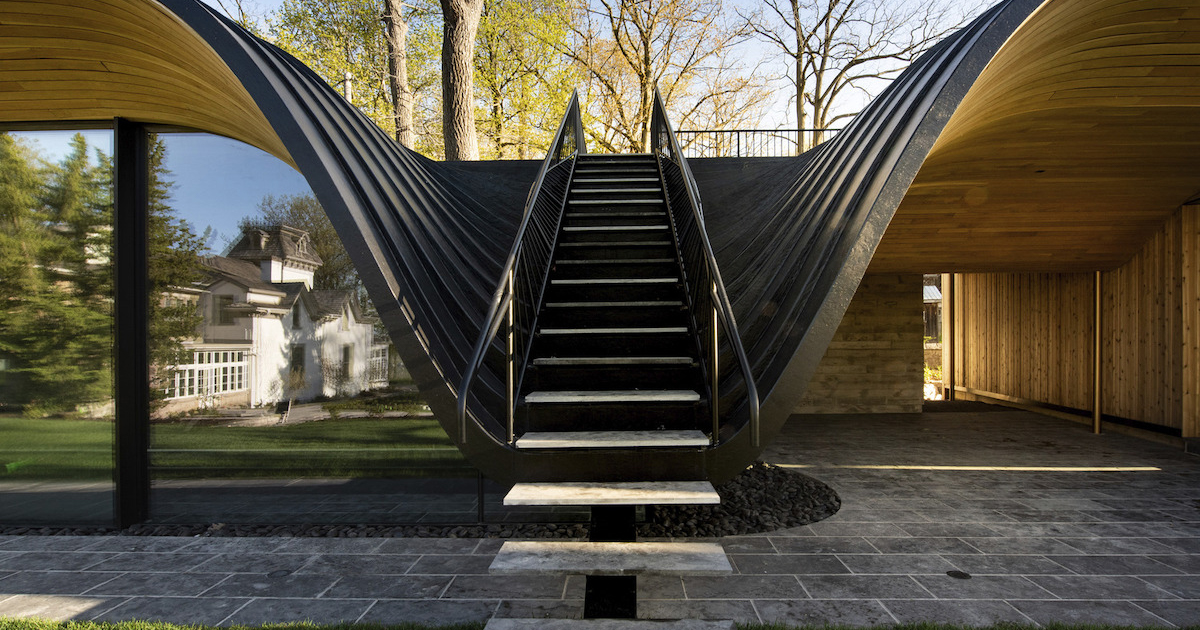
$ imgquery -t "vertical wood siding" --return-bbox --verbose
[955,206,1200,435]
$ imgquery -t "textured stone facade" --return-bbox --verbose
[793,273,924,414]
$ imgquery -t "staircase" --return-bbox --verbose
[517,153,708,446]
[488,155,731,627]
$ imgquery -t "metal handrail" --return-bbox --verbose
[674,128,842,158]
[457,91,585,444]
[650,87,761,447]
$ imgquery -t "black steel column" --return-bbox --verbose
[584,505,637,619]
[113,118,150,528]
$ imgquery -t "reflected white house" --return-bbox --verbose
[160,224,387,413]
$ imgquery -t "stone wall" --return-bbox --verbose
[793,273,925,414]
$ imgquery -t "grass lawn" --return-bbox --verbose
[0,411,466,481]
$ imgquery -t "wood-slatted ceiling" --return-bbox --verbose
[0,0,292,165]
[870,0,1200,274]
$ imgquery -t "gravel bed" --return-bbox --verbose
[0,463,839,539]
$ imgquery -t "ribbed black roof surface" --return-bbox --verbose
[162,0,1040,482]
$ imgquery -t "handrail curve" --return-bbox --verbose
[650,87,761,446]
[456,91,585,444]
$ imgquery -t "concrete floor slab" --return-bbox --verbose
[0,406,1197,626]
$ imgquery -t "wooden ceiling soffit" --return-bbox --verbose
[0,0,293,166]
[871,0,1200,274]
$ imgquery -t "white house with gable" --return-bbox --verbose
[158,224,388,414]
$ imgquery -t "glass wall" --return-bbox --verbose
[0,129,116,525]
[144,132,487,524]
[0,126,559,527]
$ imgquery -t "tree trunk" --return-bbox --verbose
[383,0,413,148]
[791,0,806,150]
[441,0,483,160]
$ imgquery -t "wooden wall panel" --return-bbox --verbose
[954,272,1094,411]
[1183,205,1200,439]
[1101,211,1184,430]
[956,206,1200,434]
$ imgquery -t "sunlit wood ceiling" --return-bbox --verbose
[870,0,1200,274]
[0,0,292,164]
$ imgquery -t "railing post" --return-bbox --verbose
[710,288,719,444]
[507,266,516,444]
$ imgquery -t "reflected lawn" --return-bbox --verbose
[0,414,466,480]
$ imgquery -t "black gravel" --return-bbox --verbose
[0,462,839,539]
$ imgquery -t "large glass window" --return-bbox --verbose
[0,128,115,525]
[145,132,482,525]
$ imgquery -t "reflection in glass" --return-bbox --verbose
[147,133,479,525]
[0,129,115,524]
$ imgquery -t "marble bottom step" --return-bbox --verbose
[490,541,731,576]
[504,481,719,506]
[486,620,735,630]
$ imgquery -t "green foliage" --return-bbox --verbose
[267,0,443,156]
[147,135,207,400]
[924,364,943,383]
[0,134,114,414]
[0,132,204,415]
[474,0,579,159]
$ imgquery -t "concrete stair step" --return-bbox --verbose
[551,278,677,285]
[532,356,693,366]
[524,390,700,404]
[569,199,665,206]
[516,430,708,449]
[539,327,688,336]
[505,481,719,506]
[490,541,731,576]
[487,620,734,630]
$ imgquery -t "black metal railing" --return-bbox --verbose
[457,91,585,444]
[673,128,841,158]
[651,88,761,447]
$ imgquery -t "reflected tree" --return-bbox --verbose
[0,133,204,415]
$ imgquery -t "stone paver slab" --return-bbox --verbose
[84,572,231,597]
[730,553,847,575]
[753,599,895,627]
[223,598,372,625]
[799,575,933,600]
[0,594,122,621]
[359,599,499,624]
[199,573,337,598]
[1011,600,1176,626]
[885,600,1034,625]
[680,575,807,600]
[92,596,250,624]
[323,574,452,599]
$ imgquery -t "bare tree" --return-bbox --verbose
[744,0,978,149]
[440,0,483,160]
[383,0,414,148]
[562,0,770,153]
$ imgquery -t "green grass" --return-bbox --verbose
[0,620,1184,630]
[0,414,466,481]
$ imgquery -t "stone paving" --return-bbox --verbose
[1,404,1198,626]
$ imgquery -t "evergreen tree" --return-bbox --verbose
[0,132,204,414]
